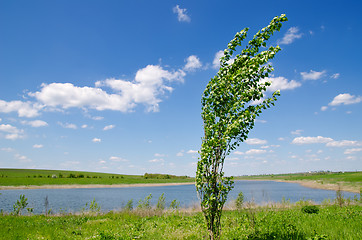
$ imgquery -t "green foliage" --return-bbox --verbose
[169,199,180,210]
[235,191,244,210]
[12,194,28,215]
[196,14,287,239]
[302,205,320,214]
[83,198,101,214]
[156,193,166,211]
[124,199,134,211]
[1,205,361,239]
[137,194,152,210]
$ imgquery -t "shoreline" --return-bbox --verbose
[0,182,195,190]
[237,179,359,193]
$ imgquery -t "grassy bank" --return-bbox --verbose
[0,169,194,187]
[1,204,361,239]
[236,171,362,193]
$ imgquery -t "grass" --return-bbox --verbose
[0,168,194,187]
[235,171,362,192]
[0,204,361,239]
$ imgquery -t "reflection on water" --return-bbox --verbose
[0,180,358,214]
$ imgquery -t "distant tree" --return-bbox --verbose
[196,14,288,239]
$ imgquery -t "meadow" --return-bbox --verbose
[0,200,361,239]
[0,169,194,187]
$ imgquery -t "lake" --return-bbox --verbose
[0,180,358,214]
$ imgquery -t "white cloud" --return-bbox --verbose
[184,55,202,71]
[212,50,224,69]
[328,93,362,106]
[321,106,328,111]
[330,73,340,79]
[149,158,164,163]
[103,125,115,131]
[326,140,362,147]
[81,124,88,128]
[344,148,362,154]
[278,27,302,45]
[300,70,326,80]
[109,156,128,162]
[262,76,301,92]
[187,150,198,154]
[33,144,43,148]
[292,136,334,144]
[58,122,77,129]
[173,5,191,22]
[154,153,166,157]
[0,124,25,140]
[0,100,42,118]
[95,65,185,112]
[176,150,184,157]
[15,153,31,162]
[245,149,267,155]
[92,138,101,143]
[21,120,48,127]
[291,129,303,135]
[245,138,267,145]
[1,147,14,152]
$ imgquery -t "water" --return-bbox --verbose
[0,180,358,214]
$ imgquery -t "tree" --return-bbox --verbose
[196,14,288,240]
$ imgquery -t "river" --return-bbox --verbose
[0,180,358,214]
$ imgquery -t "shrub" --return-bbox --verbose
[156,193,166,211]
[235,191,244,210]
[301,205,319,214]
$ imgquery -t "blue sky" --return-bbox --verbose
[1,0,361,176]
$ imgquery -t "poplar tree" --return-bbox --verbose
[196,14,288,240]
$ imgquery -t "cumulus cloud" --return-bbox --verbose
[15,153,31,162]
[33,144,43,148]
[0,100,41,118]
[291,130,303,135]
[245,149,267,155]
[95,65,185,112]
[0,124,25,140]
[292,136,334,144]
[103,125,115,131]
[173,5,191,22]
[328,93,362,106]
[149,158,164,163]
[21,120,48,127]
[58,122,77,129]
[344,148,362,154]
[187,150,198,154]
[321,106,328,111]
[330,73,340,79]
[184,55,202,71]
[300,70,326,80]
[326,140,362,147]
[262,76,301,92]
[109,156,128,162]
[245,138,267,145]
[92,138,101,143]
[278,27,302,45]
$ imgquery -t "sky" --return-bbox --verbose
[0,0,361,176]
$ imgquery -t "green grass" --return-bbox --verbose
[0,169,194,187]
[236,171,362,191]
[1,204,361,239]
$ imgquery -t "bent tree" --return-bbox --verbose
[196,14,288,239]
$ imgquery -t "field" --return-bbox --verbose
[236,171,362,193]
[0,169,194,187]
[1,203,361,239]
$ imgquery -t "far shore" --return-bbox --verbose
[0,182,195,190]
[237,179,360,193]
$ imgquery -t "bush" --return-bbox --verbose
[302,205,319,214]
[235,191,244,210]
